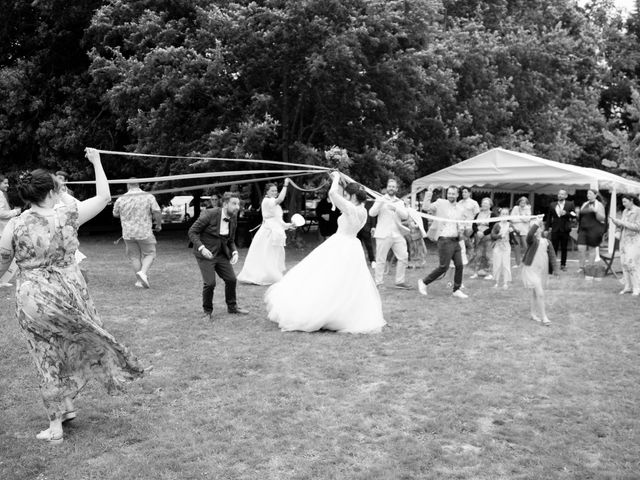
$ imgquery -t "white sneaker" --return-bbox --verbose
[484,274,494,280]
[136,271,150,288]
[417,279,427,296]
[469,273,478,279]
[452,289,468,299]
[134,281,143,288]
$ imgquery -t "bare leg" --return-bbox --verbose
[530,290,541,322]
[535,285,549,324]
[140,254,155,275]
[577,244,587,270]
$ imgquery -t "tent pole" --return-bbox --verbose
[509,193,514,209]
[529,192,535,212]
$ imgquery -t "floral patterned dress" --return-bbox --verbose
[10,203,146,421]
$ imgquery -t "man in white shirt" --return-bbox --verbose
[112,180,162,288]
[369,178,411,289]
[188,192,248,320]
[418,185,468,298]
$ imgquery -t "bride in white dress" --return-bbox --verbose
[238,179,292,285]
[265,171,385,333]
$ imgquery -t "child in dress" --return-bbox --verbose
[490,208,512,289]
[520,219,558,325]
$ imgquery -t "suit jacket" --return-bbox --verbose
[188,207,238,260]
[546,200,575,234]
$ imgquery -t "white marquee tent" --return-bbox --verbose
[411,147,640,199]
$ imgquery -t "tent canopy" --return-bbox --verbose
[411,148,640,195]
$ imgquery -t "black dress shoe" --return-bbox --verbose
[228,307,249,315]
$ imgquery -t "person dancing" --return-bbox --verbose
[520,219,558,325]
[238,179,293,285]
[0,149,147,444]
[265,171,385,333]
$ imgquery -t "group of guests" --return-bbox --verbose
[2,156,640,446]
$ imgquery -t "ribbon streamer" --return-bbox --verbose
[94,149,330,170]
[111,171,319,198]
[68,168,322,185]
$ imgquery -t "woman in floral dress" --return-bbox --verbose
[0,148,146,444]
[610,194,640,295]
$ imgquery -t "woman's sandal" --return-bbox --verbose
[61,410,77,423]
[36,428,63,444]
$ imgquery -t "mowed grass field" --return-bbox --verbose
[1,230,639,480]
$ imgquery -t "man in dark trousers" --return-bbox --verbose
[546,189,576,271]
[188,191,249,321]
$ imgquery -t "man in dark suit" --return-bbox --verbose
[188,191,249,320]
[546,189,576,271]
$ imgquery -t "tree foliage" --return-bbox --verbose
[1,0,639,192]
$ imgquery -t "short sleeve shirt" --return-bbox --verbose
[113,189,161,240]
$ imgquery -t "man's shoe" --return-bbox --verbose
[201,312,212,321]
[484,274,494,280]
[135,271,150,289]
[394,282,412,290]
[469,273,478,279]
[417,279,427,296]
[452,289,468,299]
[228,307,249,315]
[134,281,143,288]
[61,410,77,423]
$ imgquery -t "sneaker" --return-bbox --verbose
[394,282,412,290]
[541,318,551,326]
[452,289,468,299]
[484,274,494,280]
[417,279,427,296]
[134,281,143,288]
[136,271,150,288]
[469,273,479,279]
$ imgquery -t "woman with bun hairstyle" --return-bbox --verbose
[576,188,606,274]
[238,179,293,285]
[265,172,385,333]
[0,148,146,444]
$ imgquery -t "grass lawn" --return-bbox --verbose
[1,230,639,480]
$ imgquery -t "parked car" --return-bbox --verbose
[161,195,211,224]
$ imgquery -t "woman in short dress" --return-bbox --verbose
[610,194,640,295]
[577,188,606,274]
[0,149,146,444]
[265,172,385,333]
[238,179,292,285]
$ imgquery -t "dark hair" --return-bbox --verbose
[621,193,639,206]
[264,183,277,195]
[17,169,58,204]
[461,186,471,193]
[222,191,240,204]
[345,182,367,203]
[0,174,6,183]
[447,185,459,193]
[55,170,69,180]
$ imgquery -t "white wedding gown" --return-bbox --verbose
[238,197,287,285]
[265,191,385,333]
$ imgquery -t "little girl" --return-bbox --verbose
[520,219,558,325]
[490,208,512,289]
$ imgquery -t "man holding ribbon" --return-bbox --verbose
[418,185,468,298]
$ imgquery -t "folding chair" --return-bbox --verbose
[599,238,620,279]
